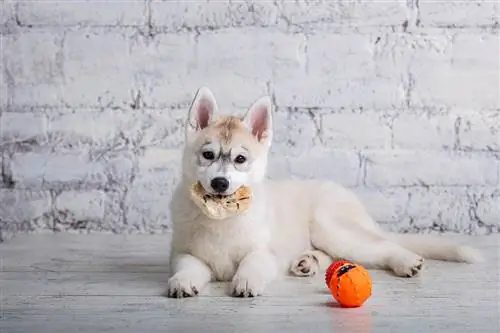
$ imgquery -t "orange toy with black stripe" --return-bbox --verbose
[325,260,372,308]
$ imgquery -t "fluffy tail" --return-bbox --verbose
[387,233,484,263]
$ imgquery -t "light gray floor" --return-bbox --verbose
[1,233,499,333]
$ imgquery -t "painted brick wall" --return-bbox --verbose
[0,0,498,241]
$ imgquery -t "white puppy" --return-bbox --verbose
[167,87,482,298]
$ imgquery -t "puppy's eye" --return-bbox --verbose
[202,151,215,160]
[234,155,247,164]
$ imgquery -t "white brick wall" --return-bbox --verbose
[0,0,499,241]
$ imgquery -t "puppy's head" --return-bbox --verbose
[181,87,273,196]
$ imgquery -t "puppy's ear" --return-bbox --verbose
[243,96,273,144]
[186,87,218,135]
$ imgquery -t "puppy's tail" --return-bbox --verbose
[387,232,484,263]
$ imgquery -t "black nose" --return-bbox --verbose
[210,177,229,193]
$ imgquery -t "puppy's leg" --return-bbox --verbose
[231,249,277,297]
[311,213,424,278]
[290,250,333,277]
[167,253,213,298]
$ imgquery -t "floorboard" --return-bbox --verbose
[1,233,499,333]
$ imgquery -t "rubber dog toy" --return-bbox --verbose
[325,260,372,308]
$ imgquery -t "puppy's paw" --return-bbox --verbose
[290,253,319,277]
[391,254,424,278]
[167,274,200,298]
[231,273,266,298]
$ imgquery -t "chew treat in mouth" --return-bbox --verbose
[189,181,252,220]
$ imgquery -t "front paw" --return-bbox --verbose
[167,274,200,298]
[231,273,266,298]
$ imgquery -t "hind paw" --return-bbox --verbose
[290,253,319,277]
[391,254,424,278]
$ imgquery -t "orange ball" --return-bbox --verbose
[324,259,349,287]
[325,261,372,308]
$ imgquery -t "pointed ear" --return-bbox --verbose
[186,87,218,134]
[243,96,273,144]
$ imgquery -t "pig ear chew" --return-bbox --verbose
[243,96,273,143]
[186,87,218,133]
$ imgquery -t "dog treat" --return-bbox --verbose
[189,182,252,220]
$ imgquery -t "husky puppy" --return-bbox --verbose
[167,87,482,298]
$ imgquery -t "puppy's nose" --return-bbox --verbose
[210,177,229,193]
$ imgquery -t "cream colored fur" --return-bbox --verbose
[167,87,483,298]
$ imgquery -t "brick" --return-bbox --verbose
[125,148,181,231]
[61,31,199,108]
[409,33,499,109]
[125,178,176,232]
[375,33,449,68]
[0,56,8,110]
[132,33,196,108]
[138,110,185,149]
[274,75,404,109]
[151,0,279,31]
[181,29,303,109]
[321,112,392,149]
[364,151,498,187]
[418,0,499,28]
[0,189,51,222]
[47,109,145,149]
[61,30,137,108]
[471,188,500,232]
[47,109,186,150]
[278,0,408,27]
[55,190,106,222]
[2,32,64,86]
[354,187,409,224]
[308,33,400,79]
[53,189,124,232]
[459,112,500,152]
[17,0,147,27]
[392,113,456,150]
[404,187,471,231]
[177,77,269,112]
[7,150,134,191]
[141,28,302,108]
[102,190,126,232]
[2,31,65,108]
[7,152,107,189]
[0,112,48,143]
[356,186,483,233]
[267,148,360,187]
[9,83,65,109]
[136,147,181,174]
[47,110,130,147]
[271,109,317,156]
[100,152,136,187]
[451,34,499,69]
[274,33,405,108]
[195,28,304,79]
[1,0,16,27]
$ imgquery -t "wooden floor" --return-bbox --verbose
[1,233,499,333]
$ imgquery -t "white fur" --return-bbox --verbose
[167,87,483,298]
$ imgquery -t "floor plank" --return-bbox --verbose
[1,233,499,333]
